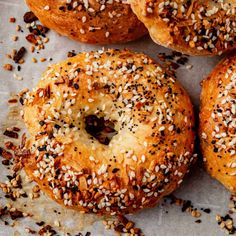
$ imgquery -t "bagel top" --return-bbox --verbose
[200,54,236,193]
[130,0,236,56]
[25,0,147,44]
[21,49,195,215]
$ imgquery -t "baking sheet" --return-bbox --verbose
[0,0,231,235]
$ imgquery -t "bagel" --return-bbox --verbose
[24,0,147,44]
[200,54,236,193]
[21,49,195,215]
[129,0,236,56]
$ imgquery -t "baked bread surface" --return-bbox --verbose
[200,54,236,193]
[130,0,236,56]
[25,0,147,44]
[22,49,195,215]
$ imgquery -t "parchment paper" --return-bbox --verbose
[0,1,231,235]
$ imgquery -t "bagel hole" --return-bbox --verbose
[85,115,118,145]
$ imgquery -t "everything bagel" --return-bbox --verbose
[200,54,236,193]
[130,0,236,56]
[25,0,147,44]
[21,49,195,215]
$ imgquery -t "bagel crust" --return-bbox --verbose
[130,0,236,56]
[200,54,236,193]
[25,0,147,44]
[22,49,195,215]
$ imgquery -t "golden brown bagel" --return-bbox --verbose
[129,0,236,56]
[200,53,236,193]
[21,49,195,215]
[25,0,147,44]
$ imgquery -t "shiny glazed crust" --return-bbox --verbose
[130,0,236,56]
[200,54,236,193]
[25,0,147,44]
[22,49,195,215]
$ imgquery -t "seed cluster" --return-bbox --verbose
[2,12,51,81]
[215,195,236,235]
[21,49,195,215]
[144,0,236,54]
[24,11,50,50]
[103,215,144,235]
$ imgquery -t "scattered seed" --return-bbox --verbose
[3,64,13,71]
[9,17,16,23]
[3,130,19,139]
[12,35,18,41]
[13,47,26,63]
[23,11,38,23]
